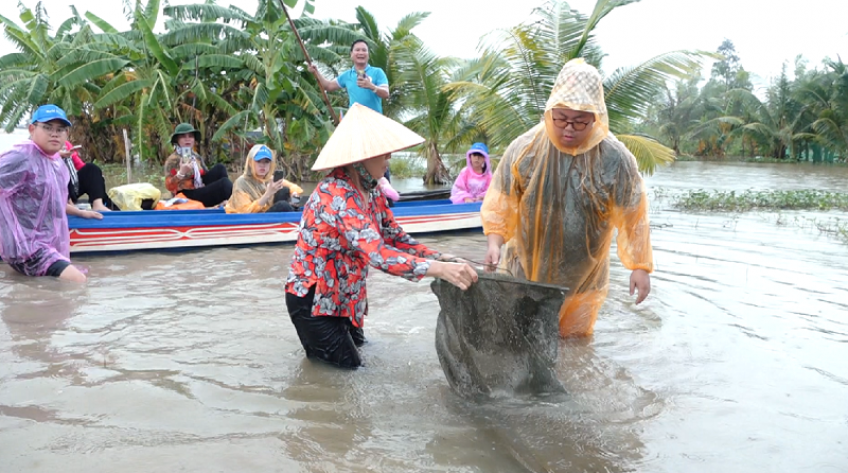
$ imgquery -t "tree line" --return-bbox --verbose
[2,0,724,182]
[641,39,847,163]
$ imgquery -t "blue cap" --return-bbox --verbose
[31,104,72,127]
[467,142,489,157]
[253,145,273,161]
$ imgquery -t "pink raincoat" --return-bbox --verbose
[450,149,492,204]
[64,141,85,170]
[378,177,399,201]
[0,141,71,276]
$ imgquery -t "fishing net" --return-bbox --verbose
[431,271,569,400]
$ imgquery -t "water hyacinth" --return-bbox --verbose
[672,189,848,212]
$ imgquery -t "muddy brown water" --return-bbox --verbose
[1,141,847,472]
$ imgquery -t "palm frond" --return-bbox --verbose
[56,47,124,68]
[163,3,250,25]
[616,133,674,175]
[135,16,179,77]
[605,50,708,128]
[24,73,49,104]
[159,23,248,47]
[391,12,429,39]
[0,52,31,69]
[212,110,251,141]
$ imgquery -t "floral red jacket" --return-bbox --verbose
[285,168,440,327]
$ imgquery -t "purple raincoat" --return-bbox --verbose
[0,140,71,276]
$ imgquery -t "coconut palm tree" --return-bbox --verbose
[446,0,706,174]
[803,59,848,158]
[390,39,468,184]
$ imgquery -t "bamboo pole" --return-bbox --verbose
[122,129,132,184]
[278,0,340,125]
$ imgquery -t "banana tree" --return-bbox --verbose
[0,2,126,132]
[163,0,334,176]
[79,0,187,162]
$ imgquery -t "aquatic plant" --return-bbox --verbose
[672,189,848,212]
[389,155,427,179]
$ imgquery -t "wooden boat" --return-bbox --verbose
[397,189,452,202]
[68,199,482,254]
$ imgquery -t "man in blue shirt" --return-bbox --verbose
[308,39,390,114]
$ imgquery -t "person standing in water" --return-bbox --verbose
[481,58,654,338]
[0,105,97,282]
[285,103,477,370]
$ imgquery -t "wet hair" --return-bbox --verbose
[350,39,368,52]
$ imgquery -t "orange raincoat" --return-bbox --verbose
[481,59,654,337]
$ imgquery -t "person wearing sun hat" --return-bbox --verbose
[0,104,98,282]
[163,122,232,207]
[285,103,478,369]
[225,144,303,214]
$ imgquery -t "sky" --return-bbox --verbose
[1,0,847,93]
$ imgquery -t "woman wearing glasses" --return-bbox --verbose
[480,59,654,339]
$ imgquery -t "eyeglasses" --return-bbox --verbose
[36,123,69,135]
[551,118,592,131]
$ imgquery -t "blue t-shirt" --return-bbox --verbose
[336,65,388,114]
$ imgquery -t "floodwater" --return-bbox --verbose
[2,145,848,471]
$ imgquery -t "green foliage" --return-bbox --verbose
[445,0,705,174]
[672,189,848,212]
[641,41,848,162]
[389,156,427,179]
[10,0,814,181]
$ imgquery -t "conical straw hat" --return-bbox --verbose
[311,103,425,171]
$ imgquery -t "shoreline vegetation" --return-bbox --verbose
[673,155,847,165]
[656,188,848,244]
[669,189,848,212]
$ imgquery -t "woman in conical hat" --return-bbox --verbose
[285,103,477,369]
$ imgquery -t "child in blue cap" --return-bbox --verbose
[0,105,99,282]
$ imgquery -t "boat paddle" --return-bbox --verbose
[278,0,340,126]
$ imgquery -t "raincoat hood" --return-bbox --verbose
[543,58,610,155]
[465,142,492,176]
[237,145,276,198]
[479,59,652,339]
